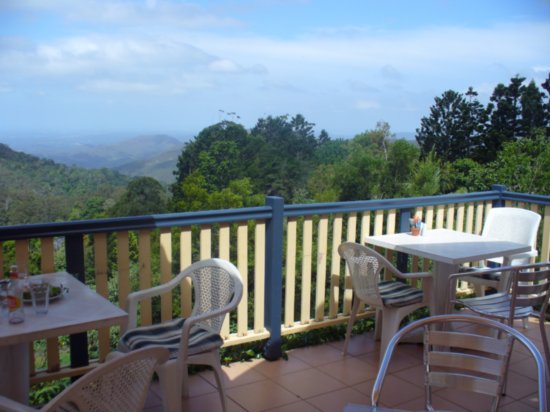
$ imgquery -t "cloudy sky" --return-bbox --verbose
[1,0,549,141]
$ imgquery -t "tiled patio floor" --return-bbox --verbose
[143,318,549,412]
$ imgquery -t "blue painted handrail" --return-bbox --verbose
[1,185,549,363]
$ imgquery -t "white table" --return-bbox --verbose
[0,272,128,404]
[366,229,531,315]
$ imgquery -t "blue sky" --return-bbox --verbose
[1,0,549,142]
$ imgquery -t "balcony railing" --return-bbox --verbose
[1,184,549,386]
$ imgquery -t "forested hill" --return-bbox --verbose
[0,143,129,225]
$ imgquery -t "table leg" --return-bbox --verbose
[432,262,458,316]
[399,262,455,344]
[0,343,30,404]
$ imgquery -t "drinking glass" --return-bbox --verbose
[30,282,50,315]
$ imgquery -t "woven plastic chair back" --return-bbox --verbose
[338,242,386,307]
[44,347,169,412]
[482,207,540,264]
[189,263,239,334]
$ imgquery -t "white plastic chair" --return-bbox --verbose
[463,207,540,293]
[344,314,547,412]
[0,346,169,412]
[118,258,243,412]
[338,242,432,360]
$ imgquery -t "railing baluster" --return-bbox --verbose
[301,217,312,324]
[329,213,343,319]
[180,227,193,318]
[220,223,231,338]
[138,229,152,326]
[284,218,297,328]
[237,222,248,336]
[199,225,211,259]
[159,228,172,322]
[15,239,29,271]
[254,221,265,334]
[343,213,357,315]
[315,215,328,322]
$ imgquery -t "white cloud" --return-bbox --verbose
[2,0,242,29]
[355,99,380,110]
[79,79,159,93]
[1,1,549,134]
[209,59,241,73]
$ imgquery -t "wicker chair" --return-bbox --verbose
[345,314,547,412]
[118,258,243,412]
[0,346,169,412]
[338,242,432,360]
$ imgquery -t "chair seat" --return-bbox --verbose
[459,266,502,281]
[458,292,533,319]
[379,280,423,308]
[119,317,223,359]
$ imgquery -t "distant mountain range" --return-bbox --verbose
[12,134,185,184]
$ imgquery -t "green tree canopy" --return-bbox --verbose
[415,89,485,162]
[110,177,168,217]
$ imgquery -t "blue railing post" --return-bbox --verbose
[492,184,507,208]
[396,209,412,272]
[65,234,89,373]
[263,196,284,360]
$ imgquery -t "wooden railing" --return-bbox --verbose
[1,185,550,385]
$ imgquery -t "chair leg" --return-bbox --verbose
[343,298,361,356]
[374,308,383,341]
[380,310,403,361]
[195,350,228,412]
[538,315,550,375]
[157,361,182,412]
[181,362,190,398]
[211,357,228,412]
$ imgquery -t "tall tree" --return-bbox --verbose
[383,139,420,197]
[249,114,318,200]
[483,76,525,160]
[520,80,547,136]
[172,121,250,204]
[110,177,168,217]
[415,90,484,162]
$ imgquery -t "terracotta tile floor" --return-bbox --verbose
[143,318,549,412]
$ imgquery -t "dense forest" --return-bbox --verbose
[1,73,549,227]
[0,144,129,225]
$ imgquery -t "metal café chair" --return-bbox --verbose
[344,314,547,412]
[448,262,550,373]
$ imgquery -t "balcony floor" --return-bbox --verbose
[143,317,549,412]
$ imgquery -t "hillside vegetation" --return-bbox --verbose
[0,144,129,225]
